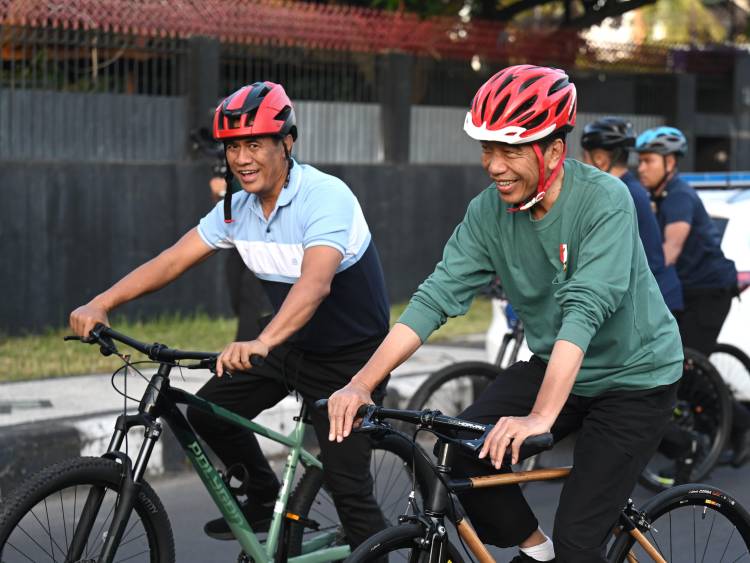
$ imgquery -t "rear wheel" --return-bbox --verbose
[608,484,750,562]
[711,343,750,401]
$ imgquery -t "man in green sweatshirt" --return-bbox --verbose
[326,65,682,562]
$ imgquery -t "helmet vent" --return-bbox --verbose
[274,106,292,122]
[491,95,510,124]
[508,96,537,122]
[524,110,549,130]
[549,78,569,95]
[497,73,516,94]
[257,84,271,97]
[555,93,571,116]
[520,75,543,92]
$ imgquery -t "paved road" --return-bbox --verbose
[153,453,750,562]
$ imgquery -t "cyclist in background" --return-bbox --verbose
[69,81,392,548]
[328,65,682,563]
[580,117,683,313]
[635,126,750,466]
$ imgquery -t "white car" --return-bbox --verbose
[695,186,750,400]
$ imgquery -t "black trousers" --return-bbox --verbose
[186,336,389,548]
[451,357,678,563]
[677,286,735,357]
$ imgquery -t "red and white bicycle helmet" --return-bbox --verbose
[464,65,577,211]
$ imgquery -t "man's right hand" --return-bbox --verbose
[69,303,110,339]
[327,380,373,443]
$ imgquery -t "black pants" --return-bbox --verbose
[451,357,678,563]
[677,286,734,357]
[186,336,389,548]
[225,250,272,341]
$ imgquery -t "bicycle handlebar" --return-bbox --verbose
[65,323,264,368]
[314,399,553,455]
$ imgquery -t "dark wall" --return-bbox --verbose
[0,161,488,334]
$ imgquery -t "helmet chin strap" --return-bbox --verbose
[508,143,566,213]
[651,155,676,199]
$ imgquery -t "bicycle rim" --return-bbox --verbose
[609,485,750,562]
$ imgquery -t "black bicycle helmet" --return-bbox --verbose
[580,117,635,151]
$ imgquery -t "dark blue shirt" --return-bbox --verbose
[620,171,683,311]
[654,174,737,290]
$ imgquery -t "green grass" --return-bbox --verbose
[0,298,491,382]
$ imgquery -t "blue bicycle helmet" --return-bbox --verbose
[635,126,687,157]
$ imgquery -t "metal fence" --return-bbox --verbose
[0,25,187,95]
[410,107,666,164]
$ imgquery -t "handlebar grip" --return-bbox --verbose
[249,354,264,367]
[312,399,372,419]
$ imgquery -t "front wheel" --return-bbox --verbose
[347,522,465,563]
[608,484,750,562]
[0,457,175,563]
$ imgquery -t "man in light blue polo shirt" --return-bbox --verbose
[70,82,391,547]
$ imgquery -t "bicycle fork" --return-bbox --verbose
[66,412,162,563]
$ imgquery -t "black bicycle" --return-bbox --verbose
[341,403,750,563]
[0,325,427,563]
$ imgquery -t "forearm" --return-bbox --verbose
[90,251,192,311]
[257,279,329,349]
[662,241,681,267]
[350,323,422,392]
[530,339,583,424]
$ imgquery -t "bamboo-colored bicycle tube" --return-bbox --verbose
[629,528,667,563]
[469,467,571,488]
[456,520,496,563]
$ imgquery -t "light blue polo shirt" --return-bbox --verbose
[198,160,389,352]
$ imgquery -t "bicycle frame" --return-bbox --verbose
[416,442,667,563]
[85,361,349,563]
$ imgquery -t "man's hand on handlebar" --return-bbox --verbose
[479,413,552,468]
[69,302,110,341]
[216,339,269,377]
[327,381,374,443]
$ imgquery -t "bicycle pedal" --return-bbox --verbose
[285,511,320,530]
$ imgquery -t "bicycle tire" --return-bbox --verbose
[406,361,501,414]
[347,522,466,563]
[638,348,733,491]
[711,342,750,399]
[285,432,431,556]
[0,456,174,563]
[607,484,750,562]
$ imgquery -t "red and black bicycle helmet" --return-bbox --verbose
[464,65,577,211]
[213,82,297,223]
[213,81,297,141]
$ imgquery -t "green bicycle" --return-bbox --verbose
[0,325,428,563]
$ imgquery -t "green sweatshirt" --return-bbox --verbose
[399,159,683,396]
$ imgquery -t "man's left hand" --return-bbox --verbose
[478,413,553,468]
[216,339,270,377]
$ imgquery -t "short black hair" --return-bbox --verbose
[537,129,568,152]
